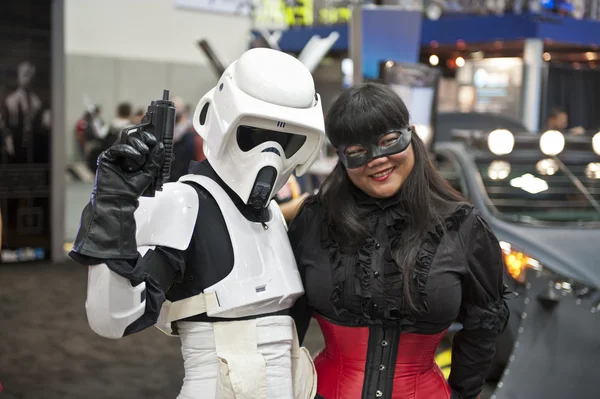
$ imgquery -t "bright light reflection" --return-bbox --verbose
[488,160,511,180]
[510,173,549,194]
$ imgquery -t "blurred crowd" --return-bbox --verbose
[73,97,204,181]
[73,97,312,222]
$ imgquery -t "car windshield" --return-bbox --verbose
[436,112,528,143]
[475,158,600,224]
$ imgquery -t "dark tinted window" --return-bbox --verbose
[436,112,528,143]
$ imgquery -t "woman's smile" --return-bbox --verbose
[369,166,395,181]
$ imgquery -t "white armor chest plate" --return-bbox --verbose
[180,175,304,318]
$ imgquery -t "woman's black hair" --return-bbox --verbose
[314,82,466,311]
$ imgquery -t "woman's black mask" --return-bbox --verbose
[336,126,412,169]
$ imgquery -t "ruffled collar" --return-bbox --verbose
[350,182,404,211]
[349,183,411,228]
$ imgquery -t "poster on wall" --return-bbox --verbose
[0,0,53,263]
[379,62,440,149]
[181,0,360,29]
[456,57,524,121]
[174,0,253,16]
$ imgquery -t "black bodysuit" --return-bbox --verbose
[288,187,509,399]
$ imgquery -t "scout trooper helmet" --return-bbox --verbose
[193,48,325,210]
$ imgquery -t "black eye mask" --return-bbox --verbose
[336,126,412,169]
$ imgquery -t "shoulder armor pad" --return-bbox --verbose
[134,182,199,250]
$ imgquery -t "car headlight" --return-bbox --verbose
[499,241,542,283]
[488,129,514,155]
[592,132,600,156]
[500,240,597,301]
[488,160,511,180]
[539,130,565,156]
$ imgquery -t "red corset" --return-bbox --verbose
[313,315,451,399]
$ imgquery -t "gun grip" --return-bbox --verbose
[142,181,157,198]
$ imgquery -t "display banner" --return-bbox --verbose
[213,0,362,29]
[456,57,524,121]
[380,62,441,149]
[352,8,423,81]
[0,1,53,263]
[175,0,253,16]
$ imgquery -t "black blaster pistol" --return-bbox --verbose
[120,89,176,197]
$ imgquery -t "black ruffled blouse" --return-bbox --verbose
[288,189,509,399]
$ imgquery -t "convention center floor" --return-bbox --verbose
[0,260,326,399]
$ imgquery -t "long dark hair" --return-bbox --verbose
[315,82,465,311]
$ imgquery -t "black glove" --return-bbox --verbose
[70,130,164,262]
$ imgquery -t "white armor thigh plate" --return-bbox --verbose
[179,175,304,318]
[176,317,316,399]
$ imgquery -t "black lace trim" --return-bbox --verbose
[385,205,473,316]
[321,203,473,324]
[354,233,376,318]
[320,219,350,318]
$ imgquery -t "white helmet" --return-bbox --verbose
[193,48,325,209]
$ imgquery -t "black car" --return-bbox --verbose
[434,112,600,399]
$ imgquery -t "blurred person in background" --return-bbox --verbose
[167,99,212,182]
[75,104,104,159]
[108,102,133,141]
[289,82,509,399]
[84,102,133,173]
[131,108,145,125]
[546,107,568,131]
[91,104,105,133]
[546,107,585,135]
[194,134,205,162]
[169,99,197,182]
[276,174,310,223]
[173,100,193,144]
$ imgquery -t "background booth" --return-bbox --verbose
[0,0,65,264]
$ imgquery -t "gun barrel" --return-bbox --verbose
[139,90,176,197]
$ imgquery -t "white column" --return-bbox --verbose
[522,38,544,133]
[52,0,67,262]
[349,4,363,85]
